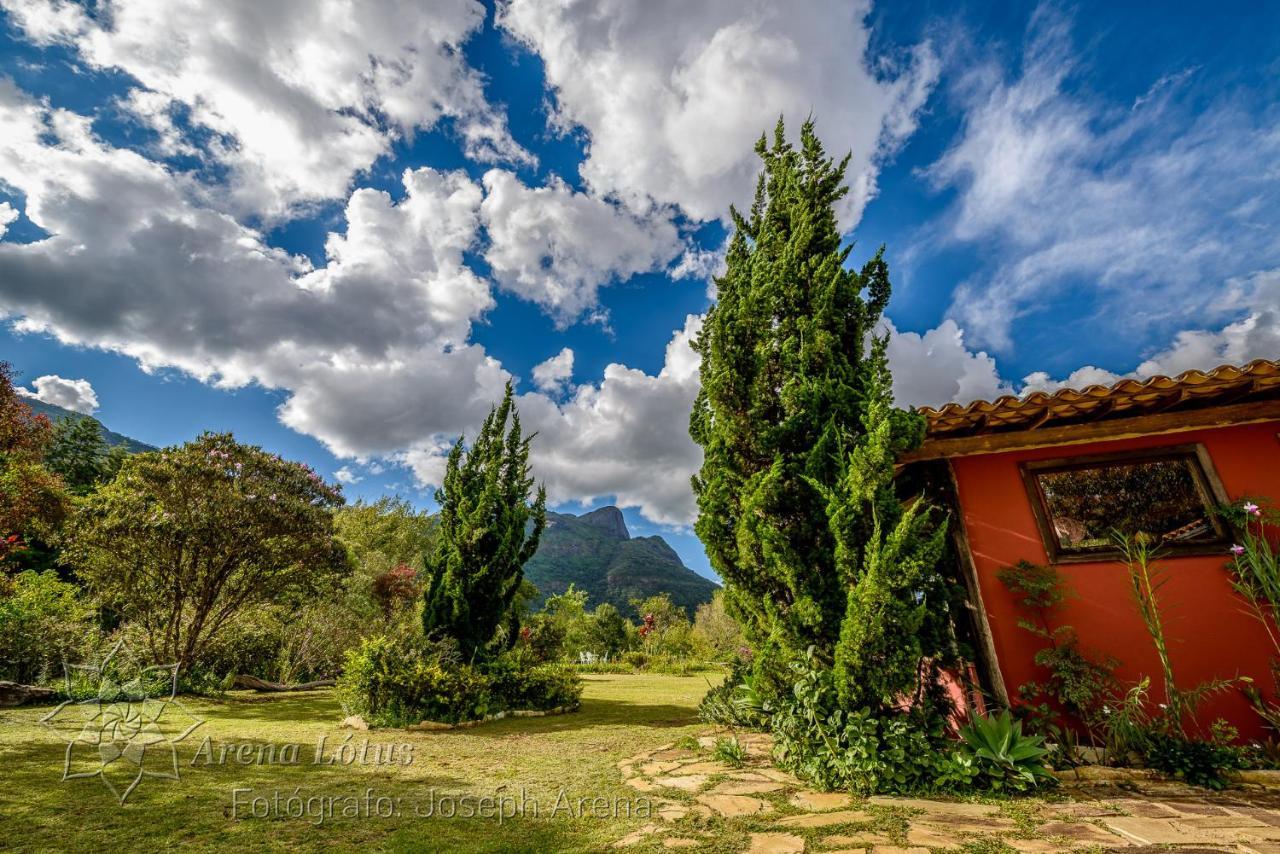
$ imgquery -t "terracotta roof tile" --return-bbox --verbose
[919,359,1280,440]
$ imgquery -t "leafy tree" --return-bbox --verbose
[45,416,110,494]
[422,384,546,661]
[334,496,436,573]
[0,569,95,683]
[689,118,949,706]
[588,603,632,658]
[692,590,747,660]
[63,432,348,669]
[631,592,696,658]
[0,363,66,564]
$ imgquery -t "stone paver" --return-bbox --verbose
[789,790,855,811]
[652,773,709,792]
[614,728,1280,853]
[1036,820,1129,847]
[822,831,894,848]
[746,832,804,854]
[869,797,997,817]
[775,808,871,828]
[695,792,774,818]
[708,780,785,795]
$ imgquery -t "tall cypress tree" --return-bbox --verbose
[690,118,948,706]
[423,383,546,661]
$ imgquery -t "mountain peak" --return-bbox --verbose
[578,505,629,539]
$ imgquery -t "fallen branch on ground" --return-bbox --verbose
[233,675,335,692]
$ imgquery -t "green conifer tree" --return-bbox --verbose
[45,416,109,495]
[422,383,546,661]
[690,118,949,706]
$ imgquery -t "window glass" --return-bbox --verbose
[1030,453,1221,554]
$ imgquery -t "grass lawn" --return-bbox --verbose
[0,673,719,853]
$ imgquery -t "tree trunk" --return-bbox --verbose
[0,681,57,707]
[233,675,334,692]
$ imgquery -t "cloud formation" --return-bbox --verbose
[16,374,99,414]
[3,0,530,219]
[531,347,575,395]
[499,0,938,227]
[480,170,683,325]
[927,6,1280,352]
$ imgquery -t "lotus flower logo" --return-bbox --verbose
[38,640,204,805]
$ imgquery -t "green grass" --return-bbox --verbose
[0,674,715,853]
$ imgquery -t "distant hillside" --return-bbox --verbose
[23,398,155,453]
[522,506,718,617]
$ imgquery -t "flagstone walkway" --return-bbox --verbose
[612,732,1280,852]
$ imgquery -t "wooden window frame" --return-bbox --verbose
[1019,443,1231,564]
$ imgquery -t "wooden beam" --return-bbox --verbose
[945,460,1009,708]
[903,400,1280,462]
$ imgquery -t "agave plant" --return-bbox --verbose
[957,709,1056,792]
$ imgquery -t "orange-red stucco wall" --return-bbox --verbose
[951,420,1280,740]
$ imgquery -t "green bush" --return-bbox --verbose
[487,657,582,711]
[338,635,491,727]
[1140,719,1246,790]
[770,652,976,794]
[338,635,582,727]
[698,660,769,728]
[956,710,1055,793]
[0,570,96,684]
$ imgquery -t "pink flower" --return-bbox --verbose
[1230,544,1246,556]
[1244,501,1261,517]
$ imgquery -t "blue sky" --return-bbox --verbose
[1,1,1277,580]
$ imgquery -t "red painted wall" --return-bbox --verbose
[952,419,1280,741]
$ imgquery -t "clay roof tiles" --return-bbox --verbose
[918,358,1280,440]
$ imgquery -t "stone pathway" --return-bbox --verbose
[612,732,1280,852]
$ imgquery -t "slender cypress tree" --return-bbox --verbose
[690,118,947,706]
[423,383,546,661]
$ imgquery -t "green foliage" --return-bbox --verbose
[586,602,632,659]
[484,651,583,711]
[0,569,96,683]
[338,634,581,727]
[45,416,111,495]
[1141,720,1246,790]
[997,560,1118,747]
[770,650,975,794]
[712,735,746,768]
[1117,532,1240,735]
[688,118,950,707]
[422,383,546,661]
[333,496,436,574]
[1223,499,1280,730]
[955,710,1055,793]
[692,590,747,662]
[0,362,67,566]
[63,432,348,669]
[338,634,491,727]
[698,660,769,728]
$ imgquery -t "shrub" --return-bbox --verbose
[0,570,96,684]
[770,652,975,794]
[338,634,582,727]
[699,660,769,729]
[1142,718,1246,790]
[487,659,582,711]
[956,710,1055,793]
[338,635,491,727]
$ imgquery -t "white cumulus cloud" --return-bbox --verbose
[532,347,575,395]
[480,170,683,325]
[17,374,99,414]
[3,0,531,219]
[499,0,938,228]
